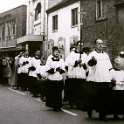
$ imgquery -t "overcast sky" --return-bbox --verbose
[0,0,28,13]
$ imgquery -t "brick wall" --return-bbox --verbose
[81,0,124,60]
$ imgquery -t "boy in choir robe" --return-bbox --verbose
[18,51,31,91]
[110,57,124,119]
[116,51,124,70]
[65,41,87,108]
[36,64,47,102]
[45,46,65,111]
[28,50,42,97]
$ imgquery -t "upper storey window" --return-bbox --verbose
[71,7,78,27]
[96,0,104,20]
[35,3,41,21]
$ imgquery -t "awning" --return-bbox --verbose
[0,47,23,52]
[17,35,44,44]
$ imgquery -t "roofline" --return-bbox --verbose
[46,0,80,14]
[0,5,27,15]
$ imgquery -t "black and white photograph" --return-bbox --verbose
[0,0,124,123]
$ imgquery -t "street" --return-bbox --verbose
[0,85,122,124]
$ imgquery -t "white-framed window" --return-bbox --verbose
[96,0,104,20]
[71,7,78,27]
[52,15,58,32]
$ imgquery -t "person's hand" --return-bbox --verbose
[47,68,55,74]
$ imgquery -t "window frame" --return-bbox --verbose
[52,15,58,32]
[96,0,104,20]
[71,7,78,27]
[35,3,41,21]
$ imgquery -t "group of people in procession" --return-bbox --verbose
[1,38,124,114]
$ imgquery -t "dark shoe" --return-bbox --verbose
[53,108,61,112]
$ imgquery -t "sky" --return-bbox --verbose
[0,0,28,13]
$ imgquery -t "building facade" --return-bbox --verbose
[0,5,27,57]
[17,0,47,57]
[80,0,124,59]
[17,0,63,59]
[47,0,80,58]
[47,0,124,60]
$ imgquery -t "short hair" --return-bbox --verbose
[52,46,59,52]
[95,39,103,44]
[76,41,83,46]
[120,51,124,58]
[83,47,91,53]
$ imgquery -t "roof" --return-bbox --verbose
[0,5,27,15]
[46,0,80,14]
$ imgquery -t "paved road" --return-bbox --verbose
[0,85,123,124]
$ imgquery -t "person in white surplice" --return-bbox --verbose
[86,39,112,83]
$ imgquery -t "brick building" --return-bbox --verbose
[80,0,124,59]
[0,5,27,57]
[46,0,124,60]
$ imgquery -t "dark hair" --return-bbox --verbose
[52,46,59,52]
[120,52,124,58]
[83,47,91,53]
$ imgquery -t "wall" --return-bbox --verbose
[80,0,124,60]
[48,1,80,58]
[0,5,27,48]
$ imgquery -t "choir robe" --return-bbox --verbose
[65,51,87,79]
[109,69,124,112]
[86,50,112,83]
[45,56,65,109]
[18,56,31,90]
[65,51,87,106]
[28,57,42,96]
[36,65,47,98]
[110,69,124,90]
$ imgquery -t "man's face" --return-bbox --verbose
[114,60,121,70]
[96,41,104,51]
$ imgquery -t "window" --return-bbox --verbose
[52,15,58,31]
[71,7,78,26]
[7,23,11,40]
[2,25,5,41]
[12,23,16,35]
[35,3,41,21]
[96,0,104,19]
